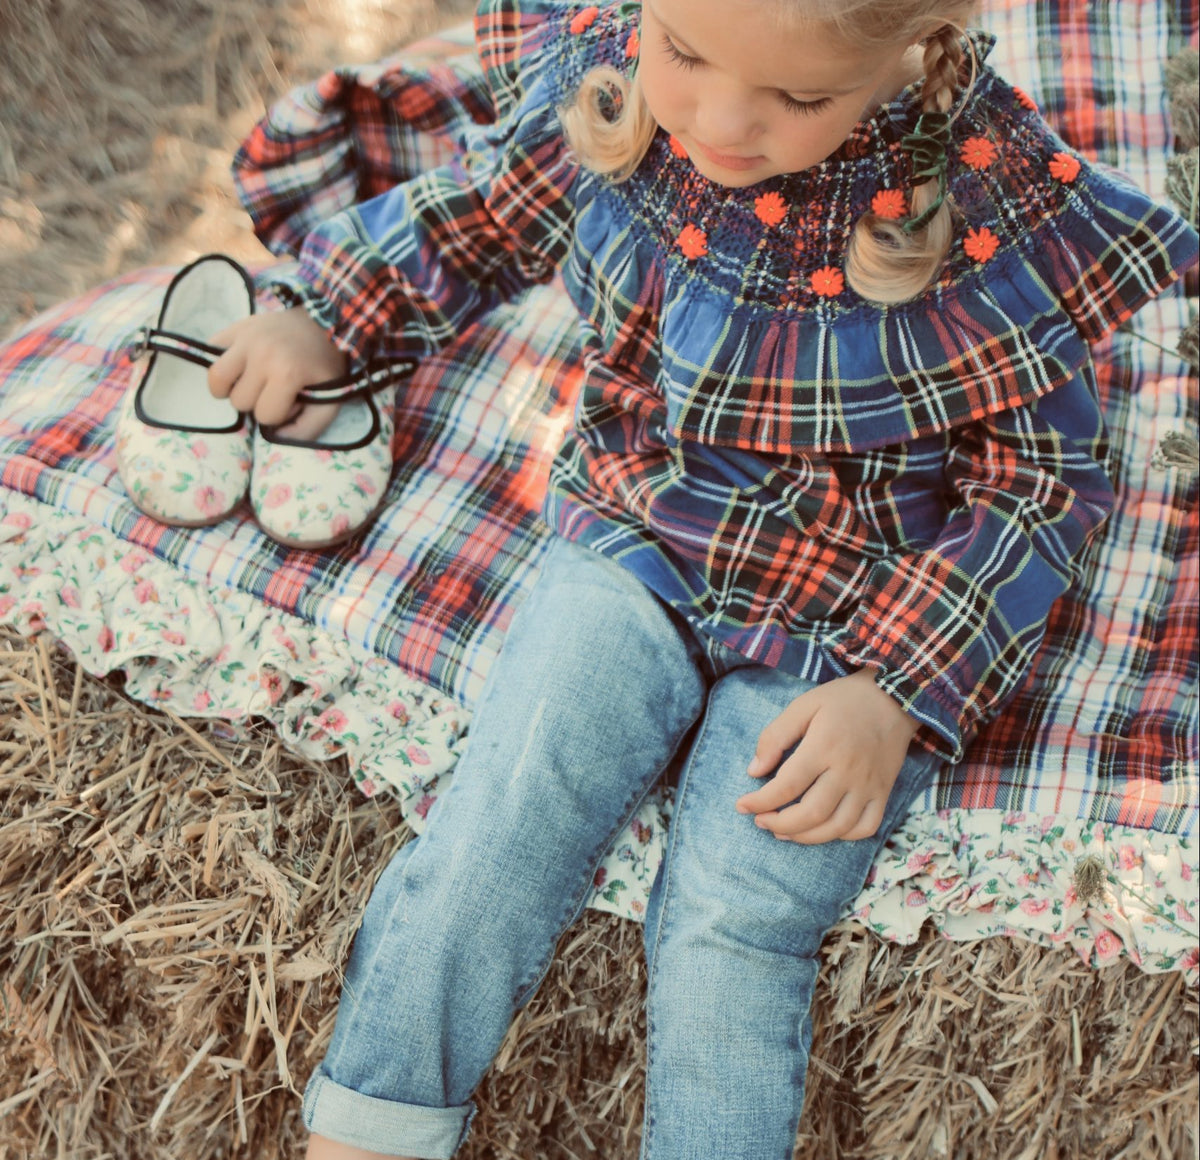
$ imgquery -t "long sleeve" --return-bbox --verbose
[262,0,578,366]
[829,368,1116,761]
[266,148,573,363]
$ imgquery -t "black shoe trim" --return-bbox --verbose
[130,327,227,368]
[295,357,418,404]
[130,254,258,435]
[258,393,382,452]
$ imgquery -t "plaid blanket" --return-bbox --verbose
[0,1,1196,975]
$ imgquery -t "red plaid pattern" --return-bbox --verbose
[243,0,1196,760]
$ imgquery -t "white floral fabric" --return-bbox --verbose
[114,388,252,525]
[249,398,395,546]
[855,810,1198,977]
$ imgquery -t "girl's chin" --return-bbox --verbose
[671,134,827,185]
[691,161,775,188]
[683,144,816,186]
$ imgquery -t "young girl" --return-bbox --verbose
[204,0,1197,1156]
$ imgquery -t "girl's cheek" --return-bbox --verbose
[639,74,671,130]
[787,115,863,170]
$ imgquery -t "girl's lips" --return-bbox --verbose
[694,141,766,171]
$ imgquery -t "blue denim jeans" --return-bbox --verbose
[302,536,942,1158]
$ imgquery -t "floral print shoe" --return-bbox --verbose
[250,360,415,551]
[115,254,256,526]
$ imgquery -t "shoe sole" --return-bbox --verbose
[127,494,248,529]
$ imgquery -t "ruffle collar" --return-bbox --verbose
[544,4,1198,452]
[487,0,1198,452]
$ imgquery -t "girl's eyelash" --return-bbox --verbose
[659,35,833,117]
[780,94,833,117]
[660,35,701,71]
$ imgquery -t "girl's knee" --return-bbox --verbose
[657,815,870,958]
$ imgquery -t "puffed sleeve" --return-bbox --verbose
[263,0,580,365]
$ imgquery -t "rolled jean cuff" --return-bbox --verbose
[302,1068,475,1158]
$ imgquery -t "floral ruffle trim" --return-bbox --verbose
[1,490,1195,976]
[857,810,1198,981]
[0,492,466,809]
[0,490,671,919]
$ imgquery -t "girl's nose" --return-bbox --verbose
[692,92,763,149]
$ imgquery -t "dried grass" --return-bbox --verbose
[0,0,474,335]
[1,0,1197,1156]
[1,632,1196,1160]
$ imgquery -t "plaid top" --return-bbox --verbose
[263,0,1198,760]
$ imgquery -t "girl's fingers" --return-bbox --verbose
[737,744,825,815]
[228,369,266,416]
[768,786,873,844]
[207,346,247,400]
[789,798,884,846]
[746,689,818,777]
[272,402,341,442]
[839,799,886,843]
[253,380,307,428]
[753,774,847,836]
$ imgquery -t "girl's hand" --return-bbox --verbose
[208,309,348,436]
[735,669,920,844]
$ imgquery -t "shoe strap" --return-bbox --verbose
[131,327,417,402]
[130,327,224,368]
[295,358,417,404]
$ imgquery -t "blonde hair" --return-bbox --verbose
[559,1,982,304]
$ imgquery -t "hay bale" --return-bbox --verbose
[0,628,1196,1159]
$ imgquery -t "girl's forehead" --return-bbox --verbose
[646,0,904,90]
[649,0,859,39]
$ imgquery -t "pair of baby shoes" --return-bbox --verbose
[114,254,413,550]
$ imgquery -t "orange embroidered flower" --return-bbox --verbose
[963,226,1000,263]
[625,27,640,58]
[754,191,788,226]
[677,224,708,260]
[1049,152,1081,182]
[871,189,908,220]
[569,6,600,34]
[1012,85,1038,112]
[810,266,845,297]
[668,135,688,158]
[960,136,999,170]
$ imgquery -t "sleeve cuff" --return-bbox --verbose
[264,256,381,369]
[830,638,973,765]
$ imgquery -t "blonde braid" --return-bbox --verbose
[921,23,965,114]
[845,24,971,304]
